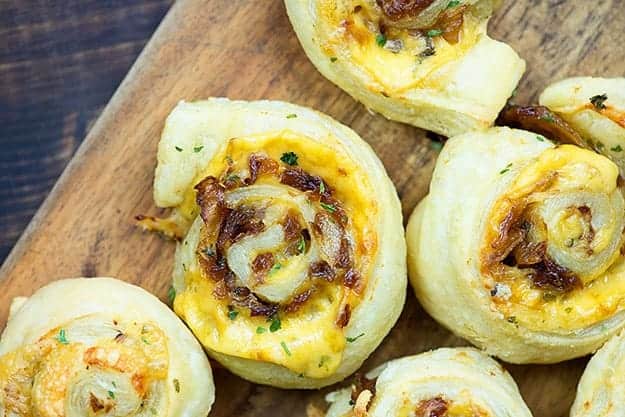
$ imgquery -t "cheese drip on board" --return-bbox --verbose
[324,348,533,417]
[147,98,406,388]
[408,127,625,364]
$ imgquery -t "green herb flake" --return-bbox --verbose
[142,337,151,345]
[228,308,239,321]
[590,93,608,110]
[112,381,117,388]
[256,326,267,334]
[297,235,306,254]
[319,181,326,194]
[270,317,282,332]
[611,145,623,152]
[540,114,555,123]
[330,57,338,62]
[167,286,176,305]
[286,113,298,119]
[536,135,545,142]
[430,141,443,151]
[280,341,292,356]
[108,390,115,399]
[426,29,443,38]
[346,333,365,343]
[318,355,330,368]
[56,329,69,345]
[280,151,299,166]
[193,145,204,153]
[447,0,461,8]
[499,163,513,175]
[507,316,518,324]
[375,33,387,47]
[596,141,605,150]
[320,202,336,213]
[175,146,183,152]
[173,378,180,393]
[270,262,282,275]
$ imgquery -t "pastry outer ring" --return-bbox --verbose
[157,98,406,388]
[0,277,214,417]
[406,127,625,363]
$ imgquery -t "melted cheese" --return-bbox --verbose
[317,0,483,95]
[173,130,379,378]
[483,145,625,333]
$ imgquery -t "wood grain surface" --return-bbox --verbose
[1,1,624,416]
[0,0,172,261]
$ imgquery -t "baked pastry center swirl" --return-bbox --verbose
[173,132,378,379]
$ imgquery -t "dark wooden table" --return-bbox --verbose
[0,0,172,262]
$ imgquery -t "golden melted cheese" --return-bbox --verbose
[316,0,483,95]
[173,130,379,378]
[482,145,625,333]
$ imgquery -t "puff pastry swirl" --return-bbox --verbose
[149,98,406,388]
[0,278,214,417]
[324,347,533,417]
[407,127,625,363]
[540,77,625,176]
[284,0,525,136]
[571,330,625,417]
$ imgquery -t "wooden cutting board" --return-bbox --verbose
[1,1,623,416]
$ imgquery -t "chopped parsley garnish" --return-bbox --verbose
[280,341,292,356]
[536,135,545,142]
[286,113,298,119]
[319,181,326,194]
[375,33,387,47]
[167,286,176,305]
[56,329,69,345]
[596,141,605,150]
[297,235,306,254]
[228,307,239,320]
[112,381,117,388]
[193,145,204,153]
[270,262,282,274]
[142,337,151,345]
[499,163,513,174]
[590,93,608,110]
[256,326,267,334]
[430,141,443,151]
[280,151,298,166]
[540,114,555,123]
[108,390,115,399]
[611,145,623,152]
[346,333,365,343]
[270,317,282,332]
[426,29,443,37]
[318,355,330,368]
[173,378,180,393]
[446,0,461,8]
[330,57,338,62]
[320,202,336,213]
[175,146,183,152]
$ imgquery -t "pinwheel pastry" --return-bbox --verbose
[323,347,533,417]
[571,330,625,417]
[143,98,406,388]
[0,277,214,417]
[539,77,625,175]
[407,126,625,363]
[284,0,525,137]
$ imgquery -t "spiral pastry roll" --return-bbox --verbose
[571,330,625,417]
[407,126,625,363]
[324,348,533,417]
[284,0,525,137]
[0,278,214,417]
[540,77,625,175]
[149,98,406,388]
